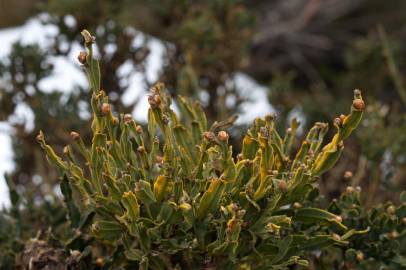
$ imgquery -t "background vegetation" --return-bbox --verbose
[0,0,405,269]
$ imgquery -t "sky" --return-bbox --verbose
[0,14,274,207]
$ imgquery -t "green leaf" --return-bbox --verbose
[60,174,81,228]
[295,207,347,230]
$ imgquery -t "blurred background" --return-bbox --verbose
[0,0,405,210]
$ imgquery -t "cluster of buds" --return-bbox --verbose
[37,30,371,269]
[148,94,161,109]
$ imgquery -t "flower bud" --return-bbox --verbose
[230,203,239,212]
[74,229,81,237]
[100,103,111,116]
[70,131,80,140]
[386,205,396,215]
[135,125,143,134]
[387,230,399,239]
[278,180,287,192]
[63,146,69,155]
[81,29,94,45]
[203,131,215,141]
[237,209,246,218]
[334,117,342,126]
[218,131,229,142]
[123,114,132,123]
[339,114,346,122]
[344,171,353,180]
[293,202,302,209]
[332,233,341,241]
[137,146,145,154]
[335,215,343,223]
[346,186,355,193]
[77,51,87,64]
[402,217,406,225]
[148,94,161,108]
[70,250,81,257]
[356,251,364,262]
[352,99,365,111]
[264,114,275,122]
[36,132,44,142]
[156,155,163,164]
[96,258,104,267]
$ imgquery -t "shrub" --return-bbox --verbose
[315,189,406,269]
[36,30,368,269]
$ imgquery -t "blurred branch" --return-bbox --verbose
[378,24,406,106]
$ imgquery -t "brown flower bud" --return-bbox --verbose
[402,217,406,225]
[156,155,163,164]
[77,51,87,64]
[230,203,239,212]
[343,171,353,179]
[135,125,143,134]
[386,205,396,215]
[264,114,275,122]
[36,132,44,142]
[334,117,342,126]
[100,103,111,116]
[293,202,302,209]
[356,251,364,262]
[339,114,346,122]
[278,180,287,192]
[346,186,355,193]
[123,114,132,123]
[137,146,145,154]
[218,131,229,142]
[70,250,81,257]
[74,229,81,237]
[70,131,80,140]
[332,233,341,241]
[335,215,343,223]
[387,231,399,239]
[203,131,215,141]
[237,209,246,218]
[95,258,104,267]
[63,146,69,155]
[236,153,243,161]
[148,94,161,108]
[353,99,365,111]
